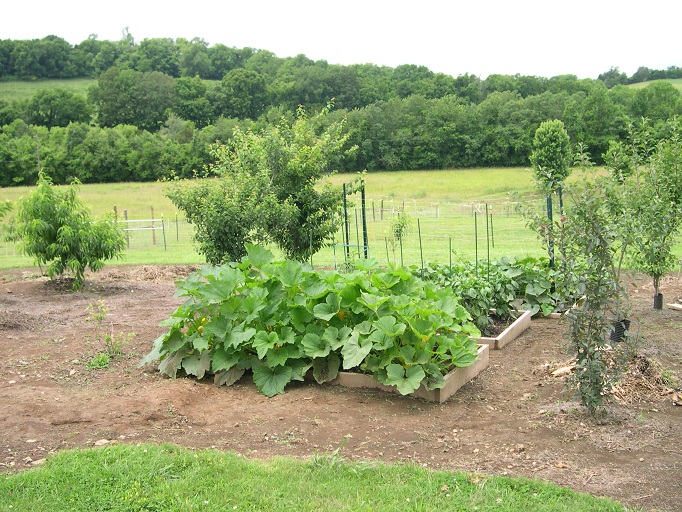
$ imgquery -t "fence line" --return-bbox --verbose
[316,200,545,269]
[0,200,548,268]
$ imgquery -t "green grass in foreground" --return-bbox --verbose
[0,443,626,512]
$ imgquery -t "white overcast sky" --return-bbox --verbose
[1,0,679,79]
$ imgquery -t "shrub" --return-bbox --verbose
[8,172,125,290]
[165,104,357,264]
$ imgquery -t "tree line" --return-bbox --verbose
[0,33,681,186]
[1,34,680,87]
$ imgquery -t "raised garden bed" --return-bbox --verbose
[475,310,532,350]
[320,344,489,403]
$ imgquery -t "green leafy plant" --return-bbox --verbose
[141,244,481,397]
[86,353,111,370]
[529,119,573,266]
[622,118,682,308]
[85,300,135,358]
[416,257,572,334]
[416,262,503,333]
[165,103,358,264]
[309,438,349,471]
[530,120,573,195]
[7,173,125,290]
[388,209,411,265]
[556,147,634,416]
[0,200,11,220]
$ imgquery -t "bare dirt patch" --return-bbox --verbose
[0,265,680,511]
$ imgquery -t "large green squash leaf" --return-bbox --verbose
[312,353,341,383]
[366,330,394,350]
[357,291,389,313]
[252,364,293,397]
[301,275,329,298]
[214,367,245,387]
[158,350,186,378]
[203,316,231,340]
[199,266,245,303]
[181,352,211,380]
[212,345,240,372]
[244,243,275,266]
[421,362,446,390]
[275,260,304,288]
[288,359,313,382]
[375,315,406,337]
[266,344,301,367]
[224,323,257,349]
[384,364,425,395]
[252,331,279,359]
[341,331,373,369]
[289,306,314,332]
[313,293,341,321]
[301,333,331,358]
[323,325,352,351]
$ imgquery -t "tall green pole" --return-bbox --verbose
[361,180,369,259]
[547,194,555,268]
[342,183,350,261]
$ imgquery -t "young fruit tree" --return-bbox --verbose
[8,173,125,290]
[166,104,357,264]
[557,148,634,416]
[0,200,11,221]
[529,120,573,267]
[620,119,682,309]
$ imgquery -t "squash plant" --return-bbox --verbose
[141,245,481,397]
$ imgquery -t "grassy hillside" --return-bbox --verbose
[0,78,96,102]
[628,78,682,90]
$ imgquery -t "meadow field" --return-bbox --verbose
[0,168,551,269]
[0,78,97,102]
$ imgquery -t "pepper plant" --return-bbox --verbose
[416,256,570,334]
[141,244,481,397]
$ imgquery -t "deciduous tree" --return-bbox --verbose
[8,173,125,290]
[166,104,356,263]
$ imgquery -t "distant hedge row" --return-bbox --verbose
[1,35,681,184]
[2,81,682,186]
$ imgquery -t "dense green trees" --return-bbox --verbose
[90,67,175,131]
[1,33,679,88]
[0,34,681,185]
[2,84,680,187]
[171,76,214,128]
[21,88,91,127]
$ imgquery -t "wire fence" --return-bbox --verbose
[0,199,548,269]
[317,198,546,269]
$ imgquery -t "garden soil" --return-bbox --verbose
[0,265,680,511]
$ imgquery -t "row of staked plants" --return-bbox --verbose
[141,244,482,397]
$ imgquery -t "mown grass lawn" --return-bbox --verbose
[0,443,626,512]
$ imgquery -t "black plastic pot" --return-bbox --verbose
[654,293,663,310]
[609,319,631,343]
